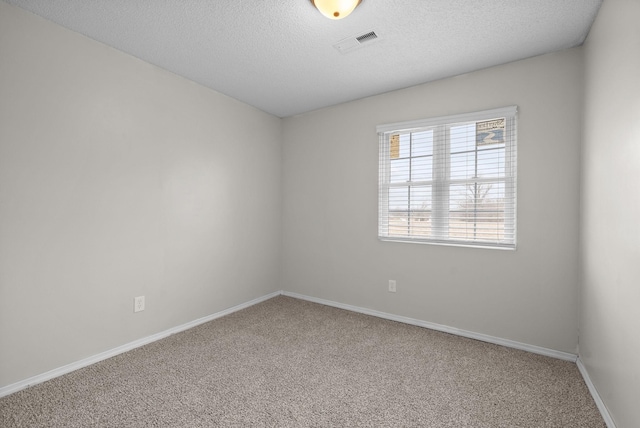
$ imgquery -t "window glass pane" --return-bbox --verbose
[409,212,431,237]
[398,133,411,158]
[410,186,432,211]
[450,182,505,210]
[450,151,476,180]
[409,186,431,237]
[477,140,505,150]
[449,183,470,215]
[410,156,432,181]
[448,182,506,242]
[388,213,408,236]
[483,181,506,206]
[450,123,475,154]
[388,187,408,211]
[411,130,433,157]
[477,148,504,178]
[448,218,505,242]
[388,186,408,236]
[390,158,410,183]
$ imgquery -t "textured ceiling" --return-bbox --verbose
[4,0,602,117]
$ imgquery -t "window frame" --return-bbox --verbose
[377,106,517,250]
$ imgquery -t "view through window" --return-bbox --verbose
[378,106,517,249]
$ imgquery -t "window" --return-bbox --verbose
[377,106,517,249]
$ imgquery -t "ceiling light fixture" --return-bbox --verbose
[311,0,362,20]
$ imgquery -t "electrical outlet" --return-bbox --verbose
[388,280,397,293]
[134,296,145,313]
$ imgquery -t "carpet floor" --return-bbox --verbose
[0,296,605,427]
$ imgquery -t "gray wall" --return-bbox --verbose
[0,3,282,388]
[581,0,640,427]
[4,3,639,426]
[282,48,584,354]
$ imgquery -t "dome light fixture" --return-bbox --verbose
[311,0,362,20]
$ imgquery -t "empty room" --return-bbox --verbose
[0,0,638,427]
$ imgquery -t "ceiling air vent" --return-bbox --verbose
[356,31,377,43]
[333,30,380,54]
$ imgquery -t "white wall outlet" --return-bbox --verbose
[134,296,145,313]
[388,280,397,293]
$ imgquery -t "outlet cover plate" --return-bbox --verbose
[134,296,145,312]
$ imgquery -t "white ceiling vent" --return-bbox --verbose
[333,30,380,54]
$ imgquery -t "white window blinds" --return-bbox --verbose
[377,106,517,249]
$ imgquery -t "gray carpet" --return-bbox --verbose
[1,296,605,427]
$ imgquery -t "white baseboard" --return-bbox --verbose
[0,291,282,398]
[282,291,578,362]
[3,288,611,428]
[577,358,617,428]
[284,292,621,425]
